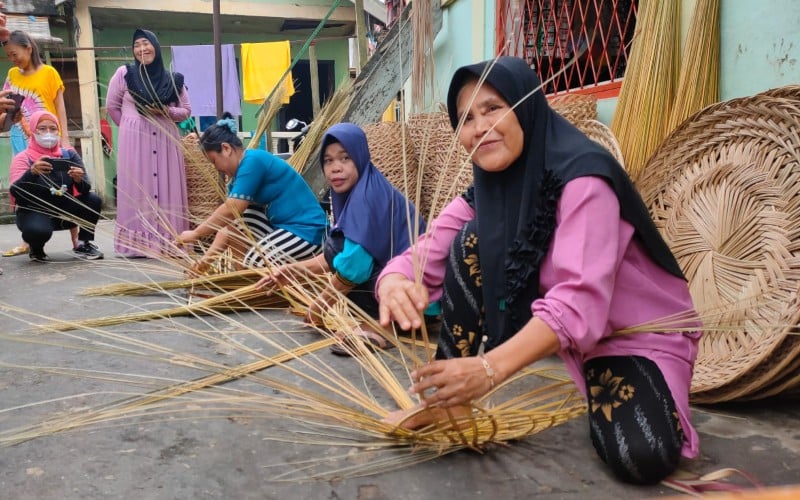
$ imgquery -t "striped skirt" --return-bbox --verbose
[239,208,321,268]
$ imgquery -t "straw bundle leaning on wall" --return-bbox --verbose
[610,0,680,182]
[666,0,720,132]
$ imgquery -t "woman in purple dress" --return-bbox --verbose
[107,28,191,257]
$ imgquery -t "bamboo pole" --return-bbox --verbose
[354,0,369,72]
[309,42,322,117]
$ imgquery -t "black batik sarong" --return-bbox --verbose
[437,219,684,484]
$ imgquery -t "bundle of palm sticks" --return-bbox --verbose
[610,0,680,182]
[666,0,720,132]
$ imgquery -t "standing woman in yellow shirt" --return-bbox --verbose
[3,31,70,152]
[3,30,75,256]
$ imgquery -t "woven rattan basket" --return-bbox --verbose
[572,119,625,168]
[406,112,473,220]
[363,121,420,203]
[182,136,224,227]
[637,86,800,403]
[549,93,598,123]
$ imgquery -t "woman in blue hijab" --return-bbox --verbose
[257,123,425,354]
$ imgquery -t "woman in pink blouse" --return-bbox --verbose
[376,57,701,485]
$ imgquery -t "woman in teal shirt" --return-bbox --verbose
[178,114,327,272]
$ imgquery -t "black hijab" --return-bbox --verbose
[125,29,184,111]
[446,56,684,349]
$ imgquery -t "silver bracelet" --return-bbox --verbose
[478,354,496,389]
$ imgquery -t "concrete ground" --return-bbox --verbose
[0,220,798,500]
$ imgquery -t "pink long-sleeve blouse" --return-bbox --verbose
[378,176,701,458]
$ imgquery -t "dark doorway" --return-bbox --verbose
[54,60,83,130]
[277,59,334,152]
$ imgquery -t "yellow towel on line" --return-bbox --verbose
[241,41,295,105]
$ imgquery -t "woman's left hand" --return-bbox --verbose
[67,166,84,184]
[409,357,494,408]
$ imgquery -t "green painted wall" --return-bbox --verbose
[719,0,800,100]
[431,0,496,108]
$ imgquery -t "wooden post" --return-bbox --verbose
[73,2,106,198]
[213,0,223,119]
[354,0,369,71]
[309,42,321,117]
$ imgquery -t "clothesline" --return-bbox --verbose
[46,35,354,53]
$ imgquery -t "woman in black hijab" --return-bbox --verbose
[376,57,701,484]
[106,28,192,257]
[124,29,185,113]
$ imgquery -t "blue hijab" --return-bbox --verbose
[320,123,425,268]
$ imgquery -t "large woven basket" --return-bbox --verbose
[572,119,625,168]
[363,121,419,203]
[637,86,800,403]
[549,93,598,123]
[406,112,472,220]
[182,136,225,227]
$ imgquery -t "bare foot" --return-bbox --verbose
[330,324,392,356]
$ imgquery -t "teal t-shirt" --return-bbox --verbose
[228,149,327,244]
[332,238,375,285]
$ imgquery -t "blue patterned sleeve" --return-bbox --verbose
[332,238,375,285]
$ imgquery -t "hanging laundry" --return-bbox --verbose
[171,44,242,116]
[241,41,295,105]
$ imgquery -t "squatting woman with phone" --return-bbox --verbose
[8,111,104,261]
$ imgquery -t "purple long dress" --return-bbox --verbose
[106,65,191,257]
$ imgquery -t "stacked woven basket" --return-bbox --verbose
[182,136,225,227]
[637,85,800,403]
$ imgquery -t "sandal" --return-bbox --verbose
[330,330,394,357]
[662,468,763,496]
[3,244,29,257]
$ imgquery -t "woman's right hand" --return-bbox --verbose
[188,255,213,277]
[0,89,15,114]
[377,273,429,330]
[255,264,295,293]
[30,159,53,176]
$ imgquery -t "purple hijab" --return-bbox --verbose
[320,123,425,267]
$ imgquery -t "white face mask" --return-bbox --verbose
[34,132,60,149]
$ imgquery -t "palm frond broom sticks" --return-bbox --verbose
[610,0,680,182]
[666,0,720,132]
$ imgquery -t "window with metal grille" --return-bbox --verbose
[496,0,638,96]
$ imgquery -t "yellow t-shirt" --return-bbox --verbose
[4,64,65,121]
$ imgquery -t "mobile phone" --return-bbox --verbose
[1,92,25,133]
[45,158,73,174]
[44,158,74,188]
